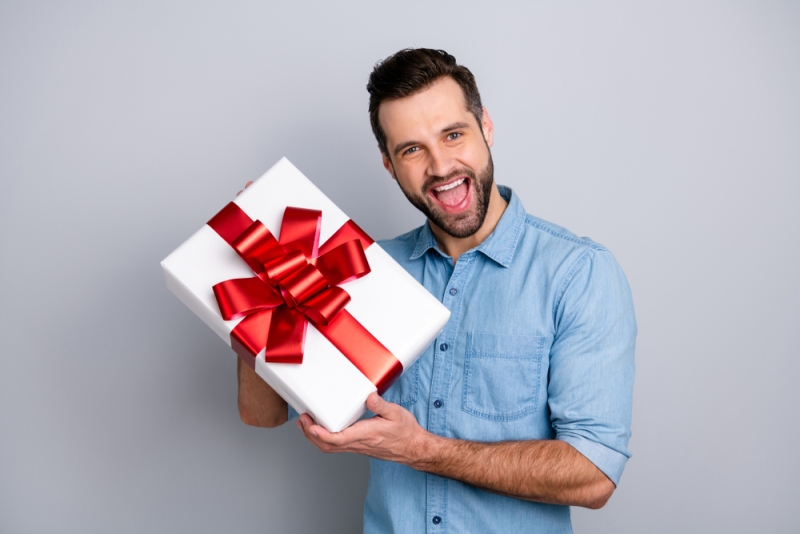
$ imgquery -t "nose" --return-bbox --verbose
[426,144,456,179]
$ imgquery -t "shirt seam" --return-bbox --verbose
[552,248,595,319]
[524,217,606,251]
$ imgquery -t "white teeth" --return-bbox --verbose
[434,178,465,192]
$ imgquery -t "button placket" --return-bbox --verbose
[426,253,475,533]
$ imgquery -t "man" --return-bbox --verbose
[238,48,636,533]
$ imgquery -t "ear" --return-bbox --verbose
[381,150,397,180]
[481,107,494,148]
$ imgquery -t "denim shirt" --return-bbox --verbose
[361,186,636,534]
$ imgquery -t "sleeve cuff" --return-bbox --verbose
[558,433,630,485]
[287,403,299,421]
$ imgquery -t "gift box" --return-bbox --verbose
[161,158,451,432]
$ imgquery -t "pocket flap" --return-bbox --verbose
[468,332,543,359]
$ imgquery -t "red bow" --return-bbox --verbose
[207,202,402,393]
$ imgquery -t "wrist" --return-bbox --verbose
[408,430,447,471]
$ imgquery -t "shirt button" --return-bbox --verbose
[449,287,458,295]
[432,516,442,525]
[433,399,443,408]
[439,343,448,352]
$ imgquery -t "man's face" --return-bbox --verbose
[378,77,495,239]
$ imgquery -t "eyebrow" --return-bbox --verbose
[392,121,473,157]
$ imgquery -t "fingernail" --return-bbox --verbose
[310,429,318,437]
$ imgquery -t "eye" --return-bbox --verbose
[404,146,419,155]
[446,132,462,141]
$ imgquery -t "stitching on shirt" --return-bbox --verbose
[433,252,474,434]
[524,217,605,251]
[468,352,540,360]
[535,335,544,409]
[442,477,448,533]
[461,333,545,421]
[553,249,595,319]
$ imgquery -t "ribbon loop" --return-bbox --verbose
[279,207,321,259]
[316,240,371,286]
[232,220,283,273]
[299,286,351,326]
[213,277,283,320]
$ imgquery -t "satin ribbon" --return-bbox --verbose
[207,202,402,394]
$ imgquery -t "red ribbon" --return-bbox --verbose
[207,202,402,394]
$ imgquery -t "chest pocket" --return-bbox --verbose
[462,333,545,421]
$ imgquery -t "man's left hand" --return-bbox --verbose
[297,393,431,466]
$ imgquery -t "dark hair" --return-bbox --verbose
[367,48,483,157]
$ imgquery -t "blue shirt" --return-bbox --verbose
[364,186,636,534]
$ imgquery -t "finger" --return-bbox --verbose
[303,415,379,448]
[297,413,343,444]
[244,181,253,189]
[298,413,315,427]
[297,415,332,448]
[235,190,243,197]
[298,419,358,454]
[298,414,328,440]
[297,414,320,438]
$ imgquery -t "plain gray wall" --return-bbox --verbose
[1,1,798,532]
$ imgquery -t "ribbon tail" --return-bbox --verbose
[315,310,403,395]
[265,307,308,364]
[207,202,254,245]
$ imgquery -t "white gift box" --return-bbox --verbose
[161,158,450,432]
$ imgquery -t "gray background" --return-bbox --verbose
[1,1,798,532]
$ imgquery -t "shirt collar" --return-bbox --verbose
[409,185,525,268]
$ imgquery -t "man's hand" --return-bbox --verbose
[296,393,615,509]
[297,393,432,465]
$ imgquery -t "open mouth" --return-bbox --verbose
[429,176,471,213]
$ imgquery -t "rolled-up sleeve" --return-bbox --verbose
[548,248,636,485]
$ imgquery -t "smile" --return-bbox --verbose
[429,176,472,213]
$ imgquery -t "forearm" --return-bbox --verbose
[237,358,288,427]
[412,434,614,509]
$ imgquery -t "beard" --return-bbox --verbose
[397,153,495,239]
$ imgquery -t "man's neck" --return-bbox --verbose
[429,184,508,263]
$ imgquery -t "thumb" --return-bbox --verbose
[367,392,394,417]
